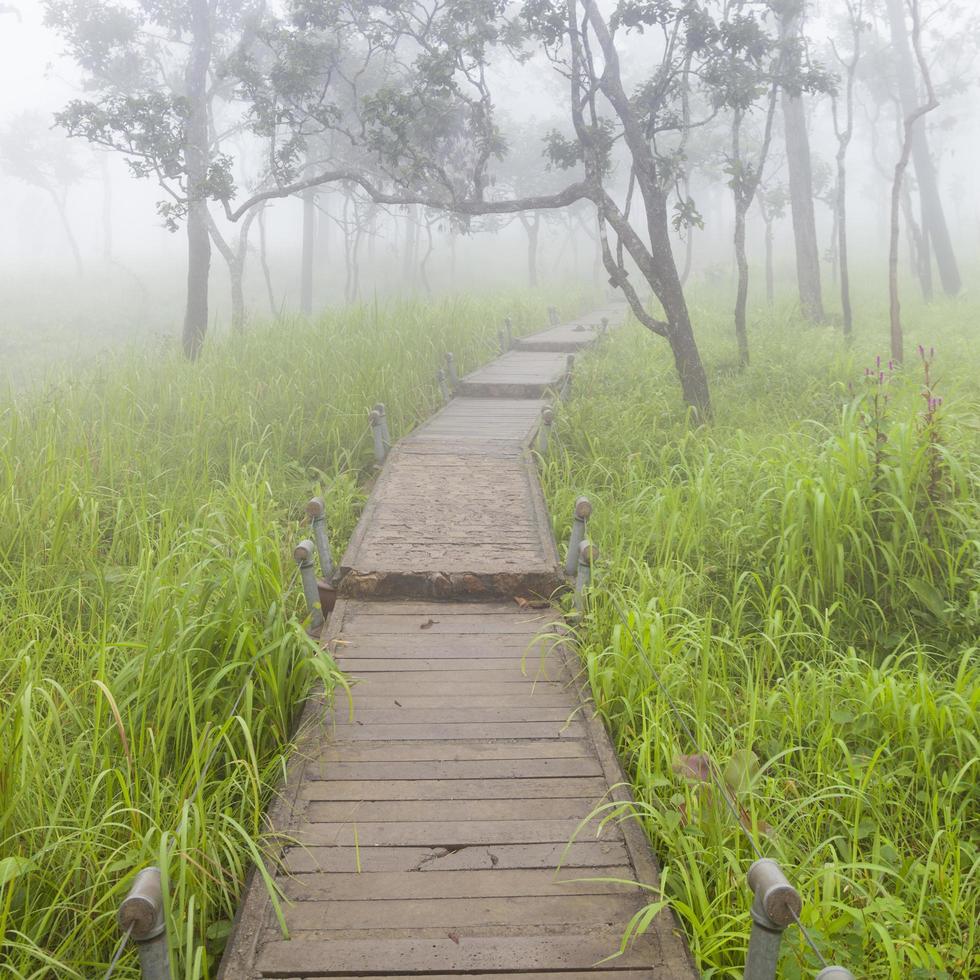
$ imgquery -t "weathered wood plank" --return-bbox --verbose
[291,817,619,847]
[254,935,662,975]
[325,706,580,725]
[278,868,639,901]
[305,797,599,823]
[321,721,587,741]
[304,757,604,780]
[283,840,632,874]
[298,776,609,801]
[308,739,592,763]
[277,894,642,934]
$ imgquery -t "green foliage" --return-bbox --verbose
[0,291,583,977]
[544,291,979,978]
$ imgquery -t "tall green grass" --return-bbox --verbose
[544,294,979,978]
[0,291,586,978]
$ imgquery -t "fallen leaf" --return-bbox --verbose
[672,752,713,783]
[448,932,460,945]
[513,596,550,609]
[420,618,438,630]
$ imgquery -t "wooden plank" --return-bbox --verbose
[277,894,642,934]
[292,818,619,847]
[305,797,600,823]
[322,722,586,742]
[298,776,610,801]
[307,740,592,763]
[254,934,661,975]
[341,681,571,696]
[278,867,639,901]
[273,972,654,980]
[325,706,580,724]
[338,613,555,633]
[336,658,561,672]
[282,840,632,874]
[304,757,604,780]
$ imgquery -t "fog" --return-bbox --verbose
[1,0,978,382]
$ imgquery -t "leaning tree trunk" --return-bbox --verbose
[836,155,853,337]
[46,187,83,276]
[885,0,960,296]
[181,0,212,360]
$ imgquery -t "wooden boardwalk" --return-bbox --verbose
[219,305,696,979]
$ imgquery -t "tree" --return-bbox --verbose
[0,111,87,274]
[779,0,825,323]
[883,0,960,297]
[757,178,787,306]
[230,0,792,417]
[45,0,266,357]
[828,0,864,338]
[889,0,938,363]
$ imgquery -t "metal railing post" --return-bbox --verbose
[744,859,802,980]
[565,496,591,577]
[575,540,596,615]
[445,352,458,386]
[369,407,386,464]
[118,867,171,980]
[437,368,452,402]
[306,496,333,581]
[293,539,324,631]
[538,405,554,454]
[560,354,574,400]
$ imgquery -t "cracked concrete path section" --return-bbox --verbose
[218,600,696,979]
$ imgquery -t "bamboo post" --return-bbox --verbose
[445,352,458,386]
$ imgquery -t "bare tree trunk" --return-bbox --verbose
[257,205,277,317]
[520,212,541,288]
[836,160,852,335]
[45,187,83,275]
[419,219,434,295]
[885,0,960,296]
[301,188,315,315]
[733,201,750,366]
[890,0,938,364]
[98,151,112,263]
[783,91,824,322]
[181,0,212,359]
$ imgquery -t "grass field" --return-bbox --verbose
[1,284,976,979]
[0,291,586,978]
[543,292,979,978]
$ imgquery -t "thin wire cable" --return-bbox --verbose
[101,923,133,980]
[602,589,830,970]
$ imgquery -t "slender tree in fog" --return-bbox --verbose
[883,0,960,298]
[45,0,267,356]
[829,0,864,338]
[779,0,825,323]
[888,0,938,362]
[0,111,86,275]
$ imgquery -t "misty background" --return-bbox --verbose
[1,0,978,385]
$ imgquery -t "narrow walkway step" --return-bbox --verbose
[455,349,571,398]
[514,323,602,352]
